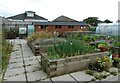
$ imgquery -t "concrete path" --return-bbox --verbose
[3,39,119,82]
[4,39,47,82]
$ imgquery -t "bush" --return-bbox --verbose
[112,57,120,67]
[113,41,120,47]
[89,56,112,72]
[27,31,54,42]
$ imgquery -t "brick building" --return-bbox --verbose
[33,15,90,34]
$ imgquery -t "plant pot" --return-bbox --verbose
[100,47,106,52]
[112,53,118,59]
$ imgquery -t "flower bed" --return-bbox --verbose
[41,52,109,77]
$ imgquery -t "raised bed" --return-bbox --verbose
[41,52,109,77]
[27,38,66,56]
[27,42,50,56]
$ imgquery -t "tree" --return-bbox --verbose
[104,19,113,23]
[83,17,102,26]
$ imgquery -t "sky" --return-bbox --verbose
[0,0,119,22]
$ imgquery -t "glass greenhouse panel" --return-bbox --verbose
[96,23,119,36]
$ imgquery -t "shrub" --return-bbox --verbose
[27,31,54,42]
[112,57,120,67]
[89,56,112,72]
[113,41,120,47]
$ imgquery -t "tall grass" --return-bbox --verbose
[1,32,13,70]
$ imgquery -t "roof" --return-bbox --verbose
[6,11,48,20]
[33,22,88,26]
[52,15,78,22]
[25,11,35,13]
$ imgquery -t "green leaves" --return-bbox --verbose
[47,39,96,59]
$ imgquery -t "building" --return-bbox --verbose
[1,16,10,31]
[33,15,90,35]
[6,11,48,29]
[2,12,90,38]
[4,11,48,37]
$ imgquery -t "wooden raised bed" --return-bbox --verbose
[27,42,49,56]
[27,38,66,56]
[41,52,109,77]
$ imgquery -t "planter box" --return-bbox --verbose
[41,52,109,77]
[27,38,66,56]
[27,42,50,56]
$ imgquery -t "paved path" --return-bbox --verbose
[4,39,47,82]
[3,39,119,82]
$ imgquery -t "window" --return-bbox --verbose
[40,25,48,29]
[27,13,34,17]
[55,25,62,28]
[68,26,74,28]
[81,27,83,29]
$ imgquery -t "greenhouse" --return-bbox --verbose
[96,23,120,36]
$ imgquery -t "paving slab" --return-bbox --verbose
[4,73,26,81]
[4,67,25,77]
[101,75,118,81]
[10,55,22,59]
[7,61,24,69]
[22,50,33,54]
[9,57,23,64]
[26,64,42,73]
[51,74,76,81]
[23,54,34,58]
[10,52,22,57]
[24,59,40,66]
[41,78,52,81]
[70,71,94,81]
[23,56,37,61]
[27,70,47,81]
[22,54,34,58]
[109,67,118,73]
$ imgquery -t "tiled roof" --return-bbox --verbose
[33,22,88,26]
[52,15,78,22]
[6,12,48,20]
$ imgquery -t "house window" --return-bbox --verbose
[81,27,83,29]
[68,26,74,28]
[40,25,48,29]
[27,13,34,17]
[55,25,62,28]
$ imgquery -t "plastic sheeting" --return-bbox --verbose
[96,23,120,36]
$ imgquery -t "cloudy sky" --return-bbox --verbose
[0,0,119,22]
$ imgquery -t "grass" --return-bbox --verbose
[86,70,95,76]
[1,33,13,70]
[0,32,13,82]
